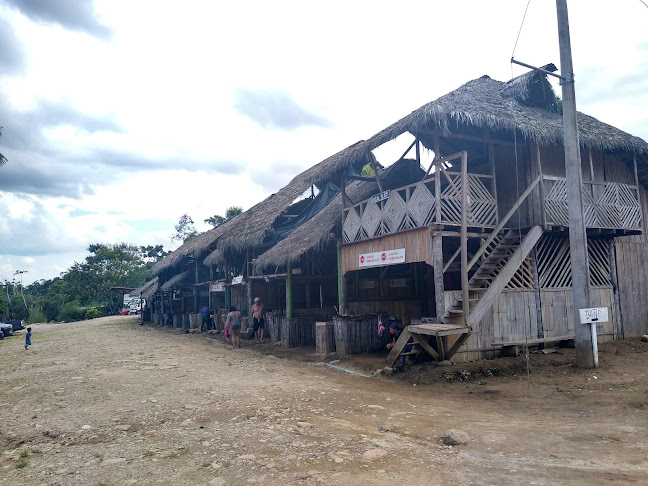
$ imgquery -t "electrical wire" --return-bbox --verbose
[512,0,533,59]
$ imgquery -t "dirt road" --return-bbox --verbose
[1,316,647,485]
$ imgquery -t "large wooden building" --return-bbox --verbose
[142,67,648,363]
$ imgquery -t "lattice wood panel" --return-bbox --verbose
[479,235,533,289]
[536,236,611,288]
[360,201,382,239]
[342,207,361,244]
[543,178,641,230]
[467,174,497,226]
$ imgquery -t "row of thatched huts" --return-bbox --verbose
[131,66,648,364]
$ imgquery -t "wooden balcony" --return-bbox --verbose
[542,176,642,231]
[342,170,497,243]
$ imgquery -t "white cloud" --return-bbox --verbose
[1,0,647,285]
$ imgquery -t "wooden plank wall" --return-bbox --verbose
[615,239,648,337]
[493,144,531,226]
[341,227,433,273]
[444,287,616,363]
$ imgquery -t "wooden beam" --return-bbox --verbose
[468,174,541,271]
[369,159,384,192]
[443,245,461,274]
[467,225,543,327]
[385,328,412,367]
[410,333,440,361]
[433,233,445,318]
[416,128,525,148]
[286,260,293,318]
[445,332,471,361]
[460,151,470,321]
[435,136,442,224]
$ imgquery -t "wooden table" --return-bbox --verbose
[386,323,472,367]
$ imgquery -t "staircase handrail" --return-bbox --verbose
[467,174,542,272]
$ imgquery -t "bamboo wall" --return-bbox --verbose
[445,287,617,363]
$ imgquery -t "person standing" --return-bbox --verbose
[250,297,265,344]
[24,327,32,350]
[226,306,242,349]
[201,305,211,331]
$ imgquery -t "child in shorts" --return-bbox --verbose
[226,306,241,349]
[25,327,32,350]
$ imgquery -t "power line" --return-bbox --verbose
[512,0,533,59]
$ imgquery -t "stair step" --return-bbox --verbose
[448,309,464,314]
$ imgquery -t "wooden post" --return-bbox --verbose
[435,136,442,224]
[415,137,421,167]
[193,259,199,312]
[305,281,311,309]
[225,286,231,312]
[319,284,324,309]
[557,0,594,367]
[286,260,293,318]
[460,151,470,321]
[531,247,544,339]
[246,278,253,317]
[433,233,445,319]
[608,239,623,340]
[337,239,343,314]
[530,143,546,227]
[489,143,499,223]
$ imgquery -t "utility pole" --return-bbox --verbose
[556,0,595,367]
[14,270,28,309]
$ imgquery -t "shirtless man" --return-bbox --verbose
[250,297,265,344]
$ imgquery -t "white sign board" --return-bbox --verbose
[579,307,609,324]
[231,275,244,285]
[359,248,406,268]
[210,282,225,292]
[371,190,391,204]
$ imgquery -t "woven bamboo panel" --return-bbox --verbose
[544,178,641,230]
[536,235,611,288]
[467,174,497,226]
[382,190,407,234]
[407,182,435,227]
[342,207,361,244]
[360,200,383,238]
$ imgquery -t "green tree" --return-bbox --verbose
[204,206,243,228]
[172,214,197,242]
[41,280,71,321]
[63,243,148,315]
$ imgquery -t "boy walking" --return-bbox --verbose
[25,327,32,350]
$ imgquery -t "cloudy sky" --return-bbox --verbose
[0,0,646,286]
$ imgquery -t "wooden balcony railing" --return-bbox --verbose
[342,170,497,243]
[543,176,642,230]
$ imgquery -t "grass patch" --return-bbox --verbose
[201,462,212,468]
[94,453,104,461]
[15,458,28,469]
[19,449,29,458]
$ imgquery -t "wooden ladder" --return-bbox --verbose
[442,225,544,327]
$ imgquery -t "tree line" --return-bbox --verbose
[0,207,244,324]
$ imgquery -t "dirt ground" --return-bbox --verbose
[1,316,647,486]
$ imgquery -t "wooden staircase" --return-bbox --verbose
[443,225,544,327]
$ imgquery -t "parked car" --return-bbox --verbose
[0,322,13,338]
[6,319,25,332]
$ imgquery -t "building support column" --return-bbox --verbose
[531,247,544,339]
[433,233,445,320]
[286,261,293,318]
[608,239,623,340]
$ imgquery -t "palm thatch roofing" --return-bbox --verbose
[203,248,224,268]
[150,217,238,277]
[363,68,648,157]
[254,69,648,269]
[216,141,375,252]
[130,277,159,301]
[159,271,191,291]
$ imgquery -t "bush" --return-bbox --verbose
[58,301,86,322]
[85,308,102,320]
[27,310,47,324]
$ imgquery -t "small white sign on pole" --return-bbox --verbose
[578,307,609,324]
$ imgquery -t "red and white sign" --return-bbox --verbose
[359,248,406,268]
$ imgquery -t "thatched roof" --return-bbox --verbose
[216,141,375,252]
[150,217,238,277]
[364,69,648,156]
[203,248,224,267]
[159,271,191,291]
[254,69,648,269]
[130,277,159,301]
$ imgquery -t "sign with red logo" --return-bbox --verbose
[359,248,405,268]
